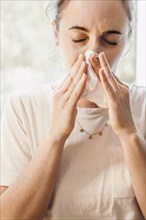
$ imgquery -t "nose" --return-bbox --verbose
[88,38,102,54]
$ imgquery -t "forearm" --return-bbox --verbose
[1,134,65,219]
[119,130,146,218]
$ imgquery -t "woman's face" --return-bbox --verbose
[53,0,130,73]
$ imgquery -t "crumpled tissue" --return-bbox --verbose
[82,50,108,108]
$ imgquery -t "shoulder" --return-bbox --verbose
[14,83,53,105]
[2,81,63,125]
[4,83,54,112]
[129,84,146,104]
[2,83,56,125]
[129,84,146,137]
[129,84,146,115]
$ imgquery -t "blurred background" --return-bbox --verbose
[1,0,146,113]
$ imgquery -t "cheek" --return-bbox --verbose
[106,43,126,71]
[59,34,81,72]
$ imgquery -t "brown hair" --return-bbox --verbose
[46,0,134,32]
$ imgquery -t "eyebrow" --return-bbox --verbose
[68,26,122,35]
[68,26,90,32]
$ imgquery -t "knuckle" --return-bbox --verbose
[120,87,129,97]
[70,83,75,89]
[67,73,73,83]
[108,75,116,84]
[68,70,73,78]
[53,89,61,99]
[74,91,79,98]
[109,77,114,83]
[107,86,113,93]
[102,76,108,83]
[125,87,129,95]
[70,91,78,100]
[67,100,76,109]
[70,74,74,82]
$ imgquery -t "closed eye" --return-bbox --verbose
[101,34,122,46]
[72,38,119,45]
[72,39,87,43]
[102,38,118,45]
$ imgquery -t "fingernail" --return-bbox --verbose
[81,61,85,67]
[79,53,82,59]
[93,55,98,62]
[101,52,105,58]
[82,73,86,78]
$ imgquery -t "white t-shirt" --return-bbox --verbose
[1,82,146,219]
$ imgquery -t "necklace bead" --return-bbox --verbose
[80,128,84,133]
[99,131,102,136]
[77,119,108,140]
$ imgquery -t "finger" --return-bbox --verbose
[99,68,116,102]
[57,74,70,91]
[74,61,87,85]
[99,52,111,77]
[68,73,87,107]
[90,54,100,66]
[99,52,118,90]
[64,61,87,100]
[60,54,84,93]
[56,74,73,96]
[90,54,101,77]
[112,73,129,88]
[58,53,83,91]
[69,53,84,79]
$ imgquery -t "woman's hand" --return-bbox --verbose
[49,54,87,142]
[91,52,137,138]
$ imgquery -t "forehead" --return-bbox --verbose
[60,0,129,33]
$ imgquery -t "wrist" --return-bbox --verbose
[37,132,66,159]
[118,127,139,142]
[46,130,67,146]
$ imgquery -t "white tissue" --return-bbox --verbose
[82,50,108,108]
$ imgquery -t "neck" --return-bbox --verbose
[77,99,99,108]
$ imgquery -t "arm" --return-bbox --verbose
[91,52,146,218]
[119,131,146,218]
[1,135,65,219]
[1,54,87,219]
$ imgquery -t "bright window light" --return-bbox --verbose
[136,0,146,86]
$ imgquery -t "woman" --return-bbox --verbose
[1,0,146,219]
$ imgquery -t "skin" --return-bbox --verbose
[54,0,129,73]
[1,0,146,219]
[52,0,146,217]
[53,0,130,108]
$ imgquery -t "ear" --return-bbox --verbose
[52,20,59,46]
